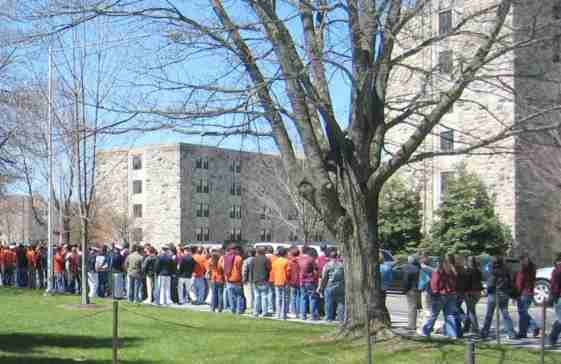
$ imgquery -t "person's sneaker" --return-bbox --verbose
[533,328,541,338]
[507,334,520,340]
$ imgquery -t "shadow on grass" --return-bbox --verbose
[0,357,156,364]
[0,333,144,354]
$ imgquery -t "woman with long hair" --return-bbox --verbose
[464,256,483,335]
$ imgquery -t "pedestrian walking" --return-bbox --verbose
[402,255,421,331]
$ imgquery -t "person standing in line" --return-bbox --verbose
[125,245,145,303]
[96,245,110,297]
[15,244,28,288]
[192,247,208,305]
[38,245,48,289]
[416,253,433,331]
[265,246,277,315]
[87,247,99,298]
[66,247,80,294]
[271,247,290,320]
[221,245,244,314]
[287,247,301,318]
[252,246,272,317]
[26,246,37,289]
[176,246,195,305]
[401,255,421,332]
[420,255,458,338]
[319,248,345,322]
[547,253,561,345]
[515,253,540,338]
[109,244,126,299]
[299,246,320,321]
[480,256,517,340]
[242,247,256,315]
[208,249,225,312]
[155,246,175,305]
[142,246,157,303]
[53,247,66,293]
[463,256,483,336]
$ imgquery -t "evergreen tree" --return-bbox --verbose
[379,176,423,254]
[429,167,509,256]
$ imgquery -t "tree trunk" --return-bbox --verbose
[80,216,89,305]
[63,216,71,245]
[336,187,392,338]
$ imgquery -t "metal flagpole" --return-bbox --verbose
[46,45,55,294]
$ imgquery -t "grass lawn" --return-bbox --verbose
[0,288,559,364]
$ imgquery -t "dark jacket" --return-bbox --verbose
[550,262,561,300]
[401,262,420,292]
[155,255,176,276]
[455,267,470,295]
[15,247,28,269]
[515,262,536,296]
[177,255,196,279]
[465,267,483,293]
[142,255,157,276]
[252,255,271,284]
[110,250,124,273]
[486,263,512,295]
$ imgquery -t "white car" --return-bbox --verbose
[534,267,554,305]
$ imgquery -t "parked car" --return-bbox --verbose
[534,266,554,305]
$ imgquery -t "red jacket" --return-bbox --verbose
[515,263,536,296]
[287,256,300,287]
[298,255,318,285]
[430,269,457,295]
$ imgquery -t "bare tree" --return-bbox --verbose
[32,0,561,335]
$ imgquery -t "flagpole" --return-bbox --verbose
[46,45,55,294]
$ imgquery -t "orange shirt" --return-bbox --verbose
[192,254,208,278]
[208,261,225,283]
[54,253,65,273]
[271,257,290,286]
[267,254,278,283]
[221,255,242,283]
[26,250,37,268]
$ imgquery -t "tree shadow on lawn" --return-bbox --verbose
[0,356,156,364]
[0,333,143,354]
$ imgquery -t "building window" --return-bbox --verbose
[230,159,241,173]
[195,156,209,169]
[195,227,210,241]
[230,228,242,241]
[132,155,142,170]
[133,204,143,218]
[439,50,453,74]
[260,229,272,242]
[289,232,298,241]
[132,180,142,194]
[439,10,452,35]
[554,35,561,63]
[196,178,210,193]
[260,206,272,220]
[230,205,242,219]
[132,228,143,242]
[312,232,324,241]
[554,2,561,19]
[230,182,241,196]
[440,129,454,151]
[196,202,209,218]
[440,171,454,197]
[287,210,298,221]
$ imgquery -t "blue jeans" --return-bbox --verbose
[421,294,458,337]
[16,268,27,288]
[481,291,515,337]
[192,277,206,304]
[266,283,275,314]
[290,286,301,316]
[227,282,244,314]
[275,285,289,320]
[517,294,537,337]
[549,298,561,344]
[324,287,345,321]
[112,273,125,298]
[210,282,224,311]
[127,275,144,303]
[300,283,319,320]
[464,293,480,334]
[54,272,66,293]
[253,283,269,316]
[223,284,231,310]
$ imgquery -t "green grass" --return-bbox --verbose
[0,288,559,364]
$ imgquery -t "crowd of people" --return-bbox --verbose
[393,252,548,342]
[0,242,345,322]
[6,241,561,346]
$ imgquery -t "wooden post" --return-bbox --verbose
[495,290,500,345]
[113,300,119,364]
[366,316,372,364]
[464,339,475,364]
[541,302,546,364]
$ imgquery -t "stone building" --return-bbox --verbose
[0,194,47,244]
[95,143,328,247]
[388,0,561,264]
